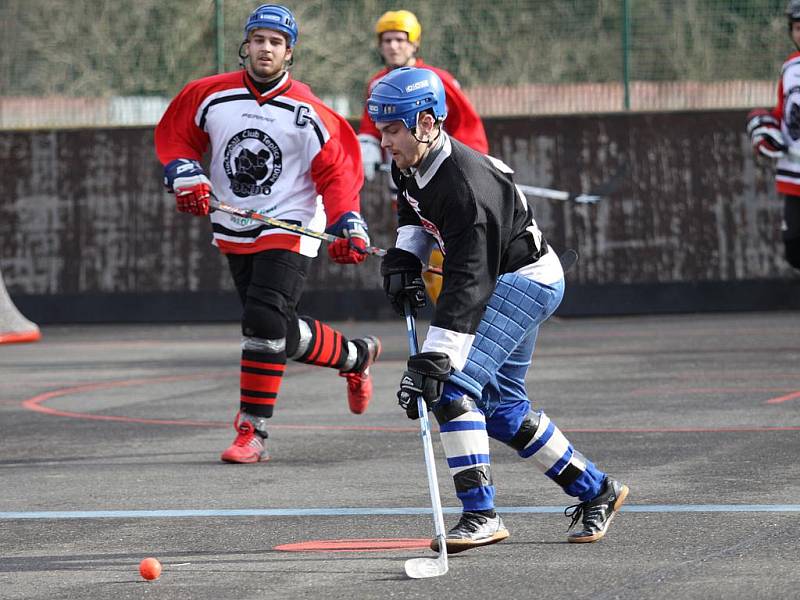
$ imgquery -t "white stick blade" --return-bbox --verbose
[404,557,448,579]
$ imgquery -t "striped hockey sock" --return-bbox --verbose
[239,349,286,418]
[513,410,605,501]
[436,396,495,512]
[293,318,350,370]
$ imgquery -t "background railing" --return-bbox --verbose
[0,0,792,128]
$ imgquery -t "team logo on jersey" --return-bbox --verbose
[405,191,446,254]
[224,129,283,197]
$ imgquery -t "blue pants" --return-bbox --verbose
[437,274,605,512]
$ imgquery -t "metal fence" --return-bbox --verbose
[0,0,792,128]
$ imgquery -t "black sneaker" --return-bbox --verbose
[565,477,629,543]
[430,511,510,554]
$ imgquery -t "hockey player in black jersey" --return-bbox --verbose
[369,67,629,553]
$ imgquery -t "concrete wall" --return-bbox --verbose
[1,111,798,324]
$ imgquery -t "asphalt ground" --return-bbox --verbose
[1,311,799,600]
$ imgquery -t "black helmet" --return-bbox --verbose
[788,0,800,21]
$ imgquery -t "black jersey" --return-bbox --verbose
[392,133,549,342]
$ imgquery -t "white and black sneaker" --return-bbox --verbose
[430,511,510,554]
[566,477,629,543]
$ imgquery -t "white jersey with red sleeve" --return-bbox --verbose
[774,51,800,195]
[358,59,489,154]
[155,70,363,256]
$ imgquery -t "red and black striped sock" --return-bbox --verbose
[240,349,286,418]
[294,318,349,370]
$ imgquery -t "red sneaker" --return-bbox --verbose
[220,415,269,464]
[340,336,381,414]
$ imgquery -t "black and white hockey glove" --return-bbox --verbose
[746,108,787,159]
[397,352,452,420]
[380,247,427,316]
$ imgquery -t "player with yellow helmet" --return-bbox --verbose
[358,9,489,303]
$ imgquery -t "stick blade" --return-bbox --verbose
[559,249,579,273]
[404,557,449,579]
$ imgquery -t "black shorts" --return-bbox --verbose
[226,249,311,338]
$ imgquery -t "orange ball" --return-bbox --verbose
[139,557,162,581]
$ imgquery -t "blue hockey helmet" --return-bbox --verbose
[366,67,447,130]
[244,4,298,47]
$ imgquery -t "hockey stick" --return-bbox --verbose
[209,196,389,256]
[516,184,600,204]
[402,302,449,579]
[208,196,443,276]
[517,163,628,204]
[210,197,577,279]
[379,163,626,204]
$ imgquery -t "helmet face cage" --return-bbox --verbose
[244,4,298,47]
[375,10,421,44]
[367,67,447,129]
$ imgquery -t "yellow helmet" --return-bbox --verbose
[375,10,421,44]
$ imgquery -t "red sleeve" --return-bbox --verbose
[154,81,211,165]
[309,101,365,226]
[427,65,489,154]
[358,69,390,140]
[773,52,800,121]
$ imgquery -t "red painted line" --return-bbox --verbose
[765,391,800,405]
[627,386,793,396]
[19,374,418,432]
[274,538,430,553]
[565,426,800,433]
[19,375,800,434]
[21,373,233,427]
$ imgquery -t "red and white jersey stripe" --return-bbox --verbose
[155,70,363,256]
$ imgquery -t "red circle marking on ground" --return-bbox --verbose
[274,539,431,553]
[19,374,417,432]
[18,374,800,433]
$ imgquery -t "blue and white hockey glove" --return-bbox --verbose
[163,159,212,216]
[326,211,370,264]
[398,352,452,420]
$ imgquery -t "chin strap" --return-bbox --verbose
[411,112,443,145]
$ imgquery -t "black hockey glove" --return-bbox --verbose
[380,247,427,316]
[397,352,452,420]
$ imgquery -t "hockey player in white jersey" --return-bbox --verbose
[745,0,800,271]
[369,67,629,552]
[154,4,380,464]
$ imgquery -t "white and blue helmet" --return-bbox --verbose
[367,67,447,129]
[244,4,298,47]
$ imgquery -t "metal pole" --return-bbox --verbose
[622,0,631,110]
[215,0,225,74]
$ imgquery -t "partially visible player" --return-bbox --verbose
[154,4,380,464]
[370,67,629,553]
[745,0,800,271]
[358,9,488,177]
[0,269,40,344]
[358,9,489,302]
